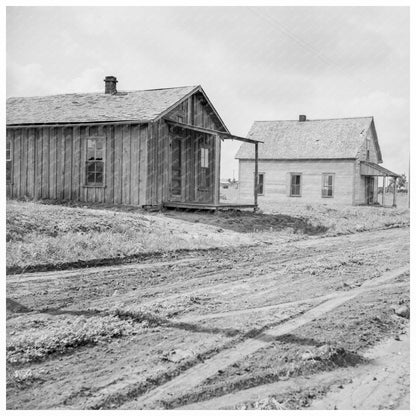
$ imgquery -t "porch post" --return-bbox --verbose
[382,175,386,206]
[213,134,220,206]
[392,177,397,208]
[254,142,259,211]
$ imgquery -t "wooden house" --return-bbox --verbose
[6,76,259,210]
[235,115,399,206]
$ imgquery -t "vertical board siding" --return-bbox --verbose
[49,128,57,200]
[139,125,148,205]
[35,128,42,200]
[56,128,65,200]
[27,128,35,198]
[71,126,81,201]
[114,125,123,204]
[13,130,21,198]
[41,128,50,199]
[122,124,130,205]
[130,124,140,205]
[64,127,73,200]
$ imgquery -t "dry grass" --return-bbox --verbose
[6,200,252,270]
[259,201,409,236]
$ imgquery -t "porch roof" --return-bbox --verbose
[360,161,400,177]
[164,118,262,144]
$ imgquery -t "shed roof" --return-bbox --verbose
[235,117,379,160]
[6,85,199,125]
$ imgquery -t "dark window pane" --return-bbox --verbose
[87,172,96,184]
[95,173,103,184]
[328,175,332,186]
[87,162,95,173]
[95,162,103,173]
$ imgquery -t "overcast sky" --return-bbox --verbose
[6,6,409,179]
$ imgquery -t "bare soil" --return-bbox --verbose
[6,227,410,410]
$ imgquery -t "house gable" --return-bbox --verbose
[355,119,383,163]
[161,87,229,133]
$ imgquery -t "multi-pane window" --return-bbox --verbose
[322,173,334,198]
[290,174,301,196]
[6,140,12,183]
[257,173,264,195]
[86,138,105,186]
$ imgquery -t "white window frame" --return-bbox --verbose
[85,137,106,187]
[322,173,335,198]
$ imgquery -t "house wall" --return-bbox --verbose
[146,92,223,206]
[6,123,148,205]
[238,159,356,205]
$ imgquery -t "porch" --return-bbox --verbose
[360,161,400,207]
[163,201,257,211]
[164,118,263,211]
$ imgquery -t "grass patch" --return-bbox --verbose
[260,202,409,236]
[6,200,253,270]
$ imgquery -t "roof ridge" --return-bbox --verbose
[7,85,199,100]
[253,116,373,123]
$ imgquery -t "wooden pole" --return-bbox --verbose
[392,177,397,208]
[254,142,258,211]
[382,175,386,207]
[213,134,220,206]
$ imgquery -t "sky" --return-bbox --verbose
[6,6,410,180]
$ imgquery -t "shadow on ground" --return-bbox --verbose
[164,209,328,235]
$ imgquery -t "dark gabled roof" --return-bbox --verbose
[235,117,381,161]
[6,85,201,126]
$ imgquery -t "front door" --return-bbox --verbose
[195,134,213,203]
[170,136,183,201]
[365,176,375,204]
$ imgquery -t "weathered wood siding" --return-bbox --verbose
[6,123,148,205]
[238,159,356,205]
[146,91,223,205]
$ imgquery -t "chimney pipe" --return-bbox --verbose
[104,76,118,95]
[299,115,307,122]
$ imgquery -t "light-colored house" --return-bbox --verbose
[235,115,399,206]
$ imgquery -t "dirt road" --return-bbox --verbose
[6,227,410,410]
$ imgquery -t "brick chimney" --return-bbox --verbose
[299,115,307,122]
[104,76,118,95]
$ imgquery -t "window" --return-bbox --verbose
[257,173,264,195]
[86,137,105,186]
[322,173,334,198]
[177,115,184,123]
[6,140,12,183]
[201,147,209,168]
[366,138,370,160]
[366,150,370,161]
[290,173,301,196]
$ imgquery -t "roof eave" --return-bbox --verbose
[6,119,150,128]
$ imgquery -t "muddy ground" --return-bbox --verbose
[6,227,410,410]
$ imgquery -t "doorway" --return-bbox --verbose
[365,176,375,204]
